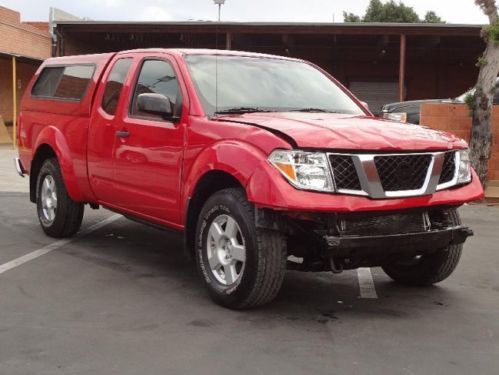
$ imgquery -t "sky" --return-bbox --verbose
[0,0,489,24]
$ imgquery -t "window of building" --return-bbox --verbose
[348,81,401,115]
[101,59,133,115]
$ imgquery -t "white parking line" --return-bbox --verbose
[357,267,378,299]
[0,214,121,275]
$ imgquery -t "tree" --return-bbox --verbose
[343,12,361,22]
[423,11,445,23]
[470,0,499,185]
[363,0,386,22]
[343,0,445,23]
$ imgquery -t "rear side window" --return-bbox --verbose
[31,65,95,101]
[31,67,64,98]
[101,59,133,115]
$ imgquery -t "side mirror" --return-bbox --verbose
[360,101,369,110]
[137,93,173,119]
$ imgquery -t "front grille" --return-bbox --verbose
[374,154,432,191]
[337,208,456,236]
[438,152,456,184]
[329,155,362,191]
[338,211,426,236]
[326,151,462,198]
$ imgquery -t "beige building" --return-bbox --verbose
[0,6,51,143]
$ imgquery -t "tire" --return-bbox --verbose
[36,158,84,238]
[382,209,463,286]
[195,188,287,309]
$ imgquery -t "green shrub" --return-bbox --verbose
[464,91,476,116]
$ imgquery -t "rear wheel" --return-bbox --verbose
[195,188,287,309]
[36,158,84,238]
[382,209,462,286]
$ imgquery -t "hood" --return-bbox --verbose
[217,112,467,151]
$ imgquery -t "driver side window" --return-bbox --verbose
[130,59,182,120]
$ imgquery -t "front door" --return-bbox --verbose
[112,55,186,227]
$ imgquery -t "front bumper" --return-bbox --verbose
[324,226,473,258]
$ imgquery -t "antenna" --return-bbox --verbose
[215,49,219,116]
[212,0,226,116]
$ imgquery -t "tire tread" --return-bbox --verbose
[196,188,287,309]
[223,188,286,309]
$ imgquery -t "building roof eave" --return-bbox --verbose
[54,21,484,37]
[0,51,44,63]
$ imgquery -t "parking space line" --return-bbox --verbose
[0,214,121,275]
[357,267,378,299]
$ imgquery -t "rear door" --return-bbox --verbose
[88,56,134,203]
[111,53,187,227]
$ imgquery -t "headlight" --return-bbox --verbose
[457,149,472,184]
[268,150,334,192]
[383,112,407,123]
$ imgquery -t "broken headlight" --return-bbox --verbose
[457,149,472,184]
[269,150,334,192]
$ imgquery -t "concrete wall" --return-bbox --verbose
[420,103,499,181]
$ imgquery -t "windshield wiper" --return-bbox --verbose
[290,108,338,113]
[214,107,277,115]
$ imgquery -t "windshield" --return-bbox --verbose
[184,55,365,117]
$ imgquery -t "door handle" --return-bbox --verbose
[116,130,130,138]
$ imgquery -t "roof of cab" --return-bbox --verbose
[43,52,116,66]
[116,48,301,61]
[41,48,301,66]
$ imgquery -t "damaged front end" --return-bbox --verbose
[255,207,473,273]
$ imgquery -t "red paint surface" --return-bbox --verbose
[18,49,484,230]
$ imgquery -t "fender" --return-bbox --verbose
[32,126,84,202]
[181,140,290,222]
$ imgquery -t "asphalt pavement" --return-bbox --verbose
[1,145,498,375]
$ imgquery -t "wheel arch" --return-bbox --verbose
[30,126,83,203]
[184,169,244,257]
[182,140,292,257]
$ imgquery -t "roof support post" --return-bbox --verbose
[12,56,17,148]
[226,32,232,50]
[399,33,406,102]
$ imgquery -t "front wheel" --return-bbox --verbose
[382,209,463,286]
[195,188,287,309]
[36,158,84,238]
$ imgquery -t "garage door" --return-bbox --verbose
[348,81,400,115]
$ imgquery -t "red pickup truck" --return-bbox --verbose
[15,49,483,309]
